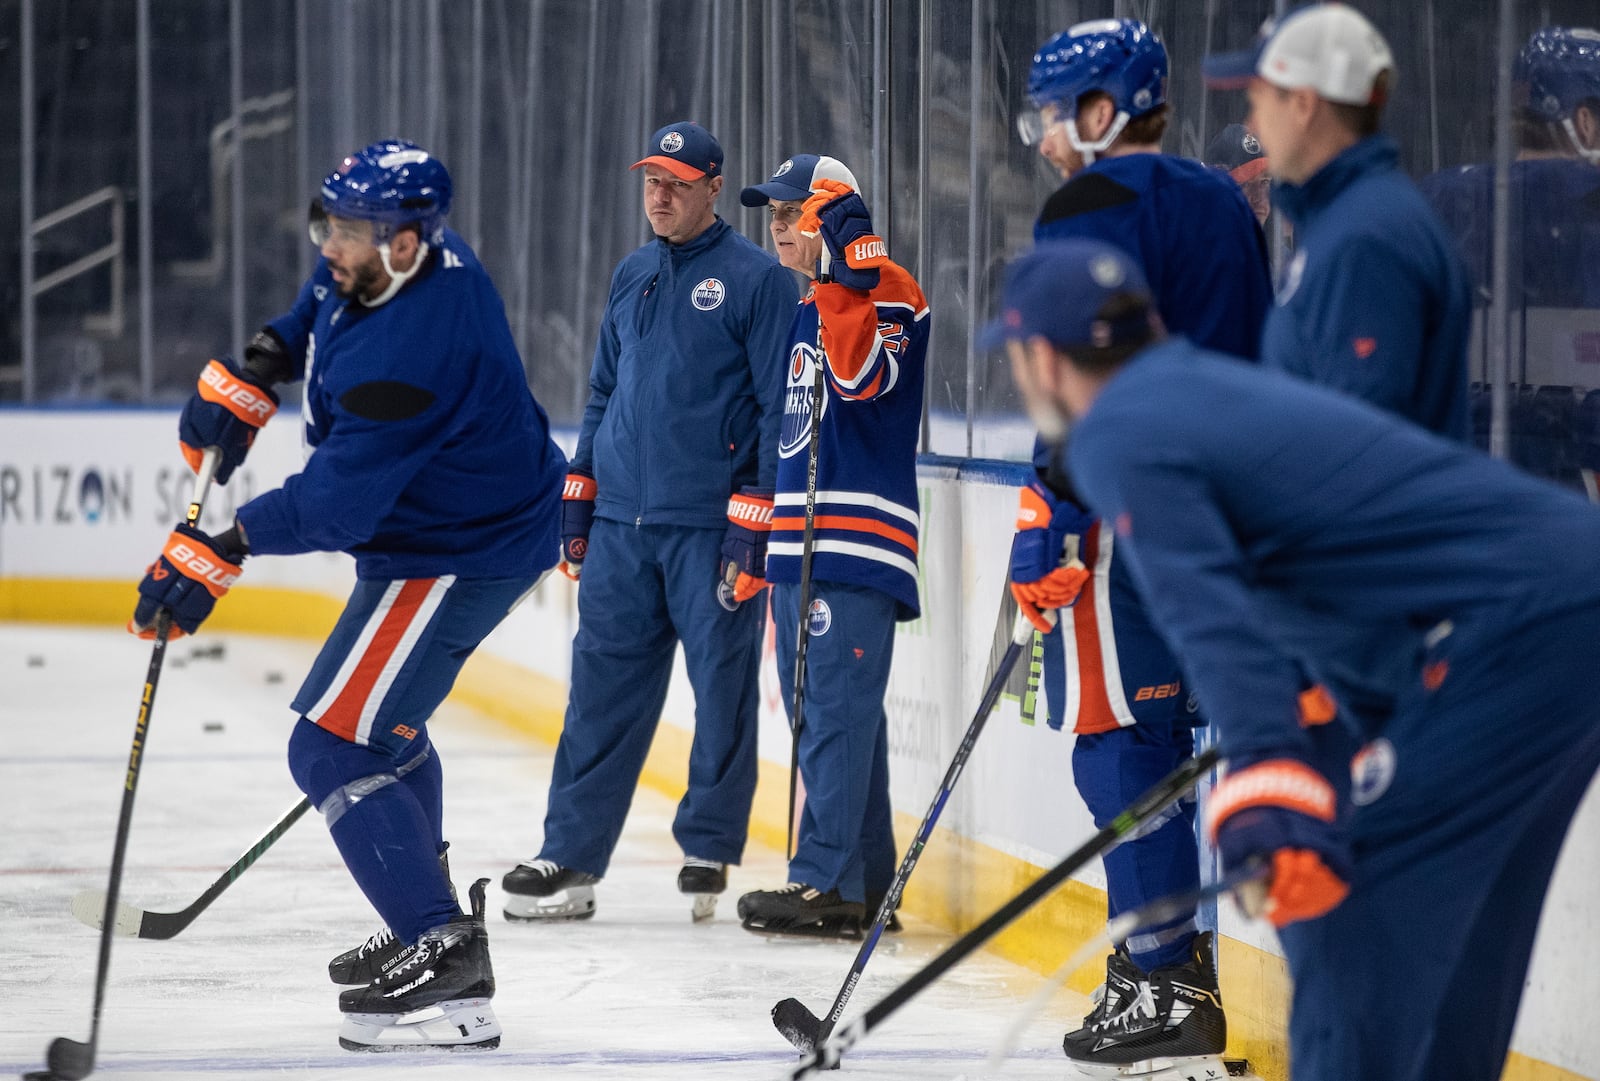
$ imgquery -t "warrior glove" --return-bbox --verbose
[720,488,775,604]
[130,522,246,639]
[1008,480,1090,633]
[798,179,888,292]
[559,469,597,581]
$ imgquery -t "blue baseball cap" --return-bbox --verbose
[979,241,1155,352]
[632,121,724,180]
[740,154,860,206]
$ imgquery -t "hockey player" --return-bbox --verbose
[730,155,929,938]
[501,123,798,923]
[1009,18,1270,1074]
[987,236,1600,1081]
[131,139,567,1050]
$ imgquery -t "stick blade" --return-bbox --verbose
[45,1035,95,1080]
[69,889,143,938]
[772,996,823,1053]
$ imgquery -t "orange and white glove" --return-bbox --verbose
[798,178,888,291]
[1008,481,1091,633]
[129,522,245,639]
[1207,754,1353,928]
[178,357,279,485]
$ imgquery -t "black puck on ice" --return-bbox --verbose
[203,721,225,733]
[265,670,285,684]
[27,654,45,667]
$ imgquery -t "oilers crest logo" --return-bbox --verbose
[779,343,827,458]
[806,598,832,636]
[1350,737,1397,806]
[692,278,726,311]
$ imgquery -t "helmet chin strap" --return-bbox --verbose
[362,240,431,307]
[1560,118,1600,165]
[1067,110,1132,168]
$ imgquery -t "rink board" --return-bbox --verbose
[2,408,1596,1081]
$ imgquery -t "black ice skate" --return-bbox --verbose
[1078,945,1144,1030]
[736,882,865,939]
[501,857,599,921]
[337,878,500,1052]
[1061,932,1228,1081]
[678,857,726,922]
[330,849,456,985]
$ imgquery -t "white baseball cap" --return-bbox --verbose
[1203,3,1395,107]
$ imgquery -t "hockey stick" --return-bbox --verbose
[785,247,831,861]
[986,857,1269,1069]
[772,608,1044,1054]
[25,448,220,1081]
[788,746,1221,1079]
[70,795,312,939]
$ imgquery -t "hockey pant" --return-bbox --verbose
[1277,604,1600,1081]
[540,520,761,876]
[288,573,537,944]
[773,580,898,905]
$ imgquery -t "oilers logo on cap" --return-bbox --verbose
[660,130,685,153]
[692,277,726,311]
[779,344,826,458]
[774,159,796,177]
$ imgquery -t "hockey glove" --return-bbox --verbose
[559,469,597,580]
[798,179,888,292]
[1206,753,1353,928]
[129,522,246,639]
[178,356,279,485]
[720,487,775,604]
[1008,481,1091,633]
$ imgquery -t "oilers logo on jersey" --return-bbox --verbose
[692,278,726,310]
[779,343,828,458]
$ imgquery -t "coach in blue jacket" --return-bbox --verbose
[502,122,798,922]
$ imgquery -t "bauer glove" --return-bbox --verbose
[178,355,280,485]
[798,179,888,292]
[130,522,246,639]
[1008,480,1091,633]
[559,469,597,580]
[720,487,774,604]
[1206,752,1353,928]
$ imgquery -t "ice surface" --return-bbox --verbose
[2,625,1090,1080]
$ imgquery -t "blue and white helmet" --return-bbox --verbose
[314,139,452,247]
[1516,27,1600,162]
[1020,18,1168,158]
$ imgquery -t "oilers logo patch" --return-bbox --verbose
[779,343,826,458]
[660,130,685,153]
[1350,737,1396,806]
[774,158,795,177]
[692,278,726,311]
[806,598,832,637]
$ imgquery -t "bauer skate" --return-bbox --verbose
[329,848,456,984]
[337,878,500,1052]
[501,857,599,921]
[737,882,865,939]
[678,857,726,922]
[1062,932,1227,1081]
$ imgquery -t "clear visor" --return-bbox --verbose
[1016,103,1069,146]
[307,201,389,247]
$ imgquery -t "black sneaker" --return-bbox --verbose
[679,857,726,923]
[1061,931,1226,1069]
[737,883,865,938]
[337,878,500,1051]
[501,857,599,921]
[329,847,456,985]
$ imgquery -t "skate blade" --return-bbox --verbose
[690,893,718,922]
[339,997,501,1051]
[1069,1054,1233,1081]
[740,916,862,941]
[502,886,596,922]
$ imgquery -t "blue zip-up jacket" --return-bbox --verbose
[237,229,566,580]
[1265,136,1472,441]
[576,217,798,529]
[1069,339,1600,761]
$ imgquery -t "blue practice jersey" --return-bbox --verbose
[237,229,566,580]
[765,265,930,619]
[1035,152,1273,361]
[576,218,798,530]
[1069,338,1600,761]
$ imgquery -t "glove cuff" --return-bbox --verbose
[563,471,597,501]
[726,490,774,531]
[1207,758,1336,844]
[1015,483,1055,529]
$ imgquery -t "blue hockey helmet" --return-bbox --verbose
[312,139,452,247]
[1021,18,1168,147]
[1516,27,1600,123]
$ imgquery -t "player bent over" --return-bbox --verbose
[730,156,929,937]
[1009,18,1270,1076]
[130,140,567,1051]
[989,238,1600,1081]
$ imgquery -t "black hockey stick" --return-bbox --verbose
[785,247,831,861]
[25,448,220,1081]
[773,609,1041,1054]
[70,796,312,940]
[788,746,1222,1079]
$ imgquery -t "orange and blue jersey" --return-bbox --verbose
[765,262,930,619]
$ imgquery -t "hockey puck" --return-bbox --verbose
[27,654,45,667]
[265,670,284,684]
[203,721,225,733]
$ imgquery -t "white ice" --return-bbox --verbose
[3,624,1093,1080]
